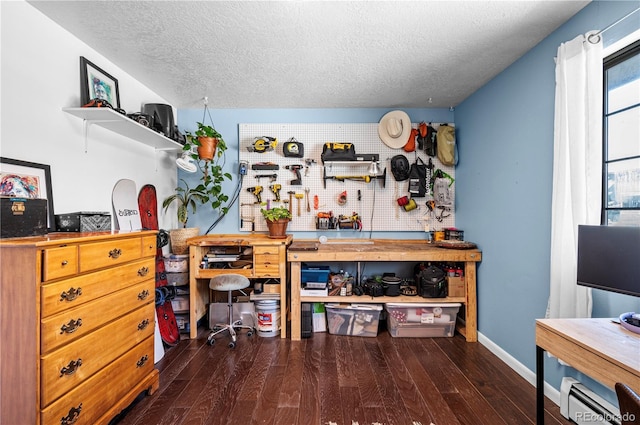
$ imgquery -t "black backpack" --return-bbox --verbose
[390,155,410,181]
[415,264,447,298]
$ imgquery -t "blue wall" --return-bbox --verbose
[177,1,640,403]
[455,0,640,402]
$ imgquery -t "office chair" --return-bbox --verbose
[615,383,640,425]
[207,274,255,348]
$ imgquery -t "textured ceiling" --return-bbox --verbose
[28,1,590,109]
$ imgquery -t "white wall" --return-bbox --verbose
[1,1,179,230]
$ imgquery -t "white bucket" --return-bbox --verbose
[255,300,280,337]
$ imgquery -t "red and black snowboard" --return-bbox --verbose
[138,184,180,346]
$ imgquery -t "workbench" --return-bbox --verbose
[287,239,482,341]
[187,234,292,339]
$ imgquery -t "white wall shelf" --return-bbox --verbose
[63,107,183,152]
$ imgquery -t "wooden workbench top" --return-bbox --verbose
[287,238,482,262]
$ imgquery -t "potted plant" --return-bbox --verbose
[261,206,292,239]
[181,124,233,216]
[162,179,206,254]
[188,122,223,161]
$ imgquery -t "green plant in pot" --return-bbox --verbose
[188,122,223,161]
[182,123,233,216]
[261,206,292,239]
[162,179,206,254]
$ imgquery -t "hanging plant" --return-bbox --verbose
[179,105,233,216]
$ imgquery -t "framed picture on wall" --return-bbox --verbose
[0,157,55,230]
[80,56,120,108]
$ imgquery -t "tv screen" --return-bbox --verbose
[577,225,640,297]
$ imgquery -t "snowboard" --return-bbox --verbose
[112,179,142,231]
[138,184,180,346]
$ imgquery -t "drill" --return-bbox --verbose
[285,164,303,185]
[269,184,282,202]
[247,186,263,204]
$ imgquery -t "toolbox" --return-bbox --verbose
[0,197,48,238]
[55,211,111,232]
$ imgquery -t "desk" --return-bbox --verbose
[535,318,640,424]
[188,234,292,339]
[288,239,481,341]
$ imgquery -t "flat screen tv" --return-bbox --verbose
[577,225,640,298]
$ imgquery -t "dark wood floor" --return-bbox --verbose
[112,325,572,425]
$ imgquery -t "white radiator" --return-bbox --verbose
[560,377,621,425]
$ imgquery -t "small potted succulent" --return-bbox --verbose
[261,206,292,238]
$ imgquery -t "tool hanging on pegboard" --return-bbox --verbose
[247,136,277,153]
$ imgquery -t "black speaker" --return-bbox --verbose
[141,103,174,139]
[301,303,312,338]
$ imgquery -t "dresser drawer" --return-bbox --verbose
[142,235,156,257]
[41,258,153,318]
[253,246,280,256]
[253,253,280,277]
[40,303,154,407]
[41,337,154,425]
[41,280,154,353]
[78,237,143,273]
[42,245,78,281]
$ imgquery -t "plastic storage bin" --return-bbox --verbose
[163,254,189,273]
[325,303,382,337]
[385,303,461,338]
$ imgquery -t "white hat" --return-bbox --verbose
[378,110,412,149]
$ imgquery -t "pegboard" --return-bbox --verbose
[238,123,455,233]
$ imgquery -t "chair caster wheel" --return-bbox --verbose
[207,337,215,346]
[228,341,236,349]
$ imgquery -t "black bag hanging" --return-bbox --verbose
[408,157,427,197]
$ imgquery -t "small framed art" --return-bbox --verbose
[80,56,120,108]
[0,157,55,230]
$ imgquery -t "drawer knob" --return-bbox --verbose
[60,358,82,377]
[138,289,150,300]
[60,287,82,302]
[60,403,82,425]
[137,318,150,330]
[60,318,82,334]
[108,248,122,259]
[138,266,150,276]
[61,260,69,266]
[136,354,149,368]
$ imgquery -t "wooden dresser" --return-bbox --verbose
[0,231,160,425]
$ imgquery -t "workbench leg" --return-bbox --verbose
[290,261,302,341]
[464,261,478,342]
[536,345,545,425]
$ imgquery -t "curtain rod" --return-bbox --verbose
[588,6,640,44]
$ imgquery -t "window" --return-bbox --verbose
[603,39,640,225]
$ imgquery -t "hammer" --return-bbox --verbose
[295,193,304,216]
[287,191,295,214]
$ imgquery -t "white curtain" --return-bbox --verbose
[547,32,603,319]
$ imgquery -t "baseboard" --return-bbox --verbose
[477,332,560,406]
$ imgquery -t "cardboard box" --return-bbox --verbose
[0,197,48,238]
[447,276,465,298]
[325,303,382,337]
[55,211,111,232]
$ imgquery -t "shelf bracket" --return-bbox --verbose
[81,118,120,153]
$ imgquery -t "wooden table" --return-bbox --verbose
[535,318,640,424]
[287,239,482,341]
[187,234,292,339]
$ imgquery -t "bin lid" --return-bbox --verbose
[326,303,383,311]
[385,303,461,308]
